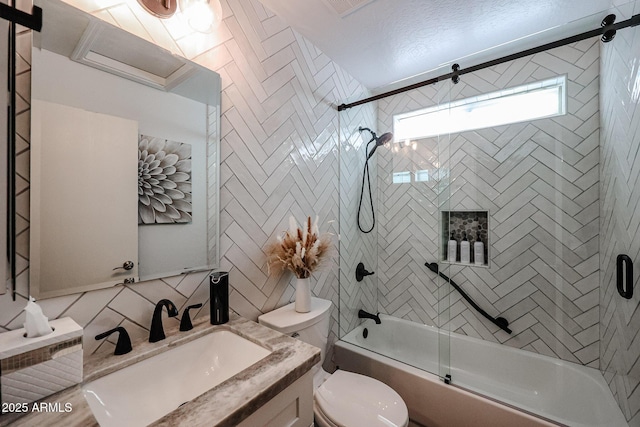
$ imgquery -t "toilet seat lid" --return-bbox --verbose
[315,370,408,427]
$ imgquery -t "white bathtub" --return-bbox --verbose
[335,314,627,427]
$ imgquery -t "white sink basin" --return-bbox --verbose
[82,330,271,427]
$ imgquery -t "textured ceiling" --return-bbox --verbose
[257,0,615,91]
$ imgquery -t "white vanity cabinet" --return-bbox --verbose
[238,370,313,427]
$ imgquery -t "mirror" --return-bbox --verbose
[29,0,220,299]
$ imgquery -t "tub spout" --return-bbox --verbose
[358,309,381,324]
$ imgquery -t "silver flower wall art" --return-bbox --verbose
[138,135,193,224]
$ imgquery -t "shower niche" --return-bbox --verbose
[441,210,489,267]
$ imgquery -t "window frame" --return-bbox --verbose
[393,75,568,141]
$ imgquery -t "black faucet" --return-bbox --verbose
[358,309,381,324]
[95,326,132,355]
[149,299,179,343]
[180,303,203,331]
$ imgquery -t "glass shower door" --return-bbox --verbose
[435,69,453,382]
[336,64,453,381]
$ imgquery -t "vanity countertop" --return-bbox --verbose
[0,315,320,427]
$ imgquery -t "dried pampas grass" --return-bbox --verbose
[266,215,333,279]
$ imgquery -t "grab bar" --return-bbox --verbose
[617,254,633,299]
[424,262,512,334]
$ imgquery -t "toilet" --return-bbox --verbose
[258,297,409,427]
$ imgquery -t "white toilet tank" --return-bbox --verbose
[258,297,332,365]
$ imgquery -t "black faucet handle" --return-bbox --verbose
[95,326,132,355]
[180,303,203,331]
[356,262,375,282]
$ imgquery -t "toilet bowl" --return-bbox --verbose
[314,369,408,427]
[258,298,409,427]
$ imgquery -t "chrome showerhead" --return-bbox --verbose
[359,127,393,160]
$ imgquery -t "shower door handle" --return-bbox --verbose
[617,254,633,299]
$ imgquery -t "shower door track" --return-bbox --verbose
[337,12,640,111]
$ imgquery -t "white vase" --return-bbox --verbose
[295,277,312,313]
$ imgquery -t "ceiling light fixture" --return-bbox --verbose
[137,0,177,19]
[137,0,222,33]
[178,0,222,33]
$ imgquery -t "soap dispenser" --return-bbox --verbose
[210,272,229,325]
[447,231,457,262]
[460,231,470,264]
[474,229,485,265]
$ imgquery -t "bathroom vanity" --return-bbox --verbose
[0,316,320,427]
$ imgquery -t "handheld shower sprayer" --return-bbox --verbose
[360,127,394,160]
[357,126,394,233]
[358,126,394,159]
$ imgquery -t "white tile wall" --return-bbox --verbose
[600,2,640,424]
[1,0,369,364]
[375,38,601,366]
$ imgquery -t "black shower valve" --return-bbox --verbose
[356,262,374,282]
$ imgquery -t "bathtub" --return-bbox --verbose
[335,314,627,427]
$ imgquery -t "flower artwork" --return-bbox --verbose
[265,216,332,279]
[138,135,192,224]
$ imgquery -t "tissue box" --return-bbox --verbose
[0,317,83,405]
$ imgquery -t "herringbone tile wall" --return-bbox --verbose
[338,102,378,337]
[600,1,640,423]
[376,38,601,366]
[0,0,370,363]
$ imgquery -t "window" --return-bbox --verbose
[392,171,411,184]
[415,170,429,182]
[393,76,567,141]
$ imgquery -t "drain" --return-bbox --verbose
[363,328,368,339]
